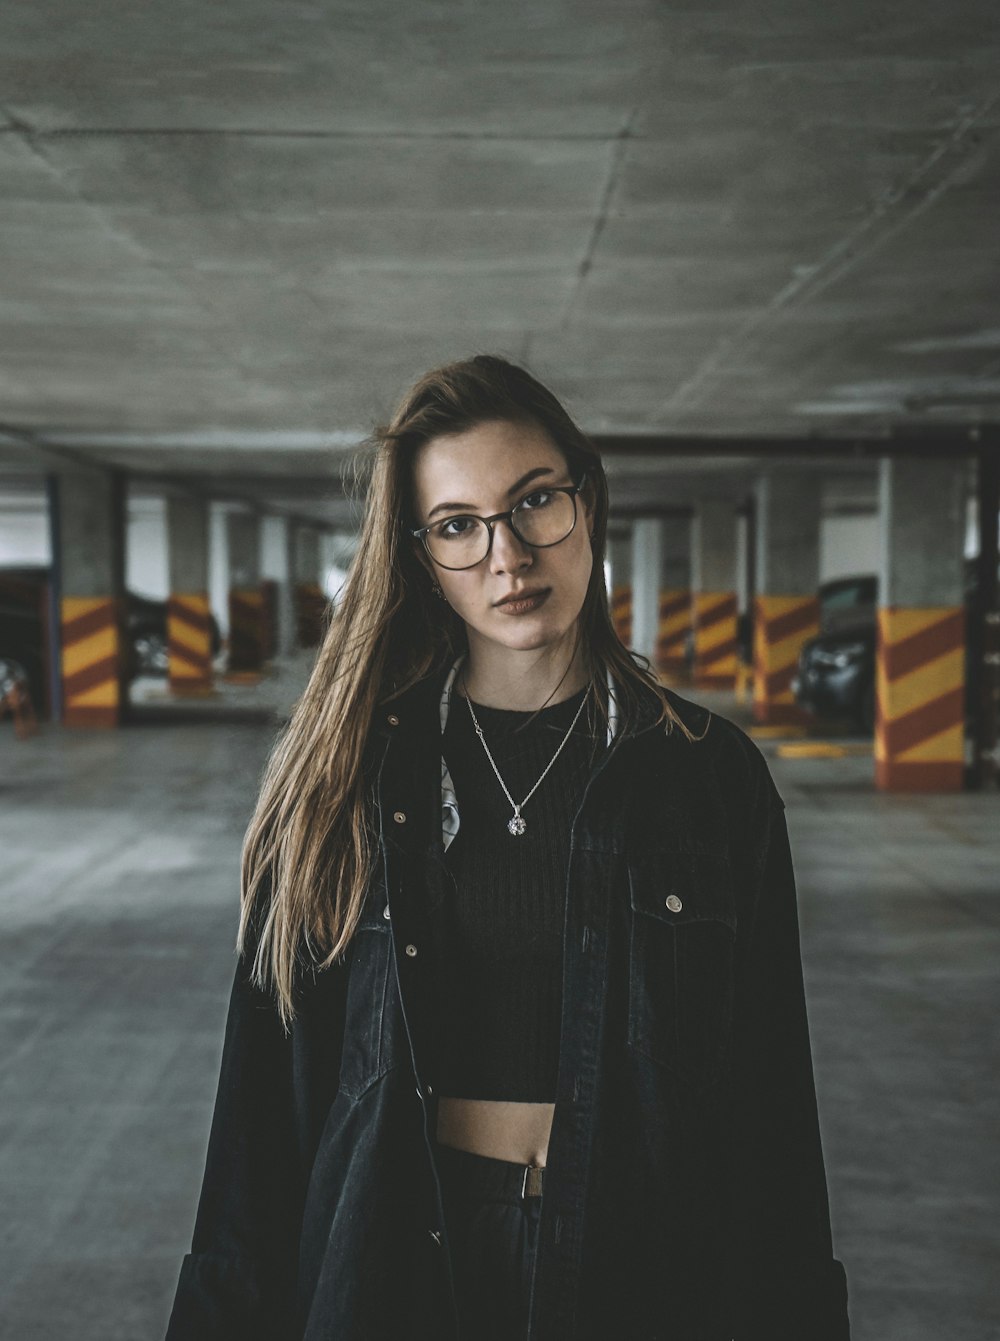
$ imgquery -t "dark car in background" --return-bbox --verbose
[793,566,982,735]
[1,567,222,717]
[791,574,879,733]
[124,590,222,679]
[793,621,877,733]
[0,567,50,716]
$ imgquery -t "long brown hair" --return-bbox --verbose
[239,354,708,1028]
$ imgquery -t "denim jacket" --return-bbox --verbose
[165,662,851,1341]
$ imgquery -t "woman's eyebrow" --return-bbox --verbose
[426,466,557,521]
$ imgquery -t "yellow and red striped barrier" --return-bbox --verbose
[875,606,965,792]
[692,591,738,688]
[167,592,214,691]
[610,584,632,647]
[294,581,328,648]
[228,586,264,672]
[655,587,691,680]
[753,593,820,725]
[60,595,123,727]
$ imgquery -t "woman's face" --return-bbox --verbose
[410,419,595,658]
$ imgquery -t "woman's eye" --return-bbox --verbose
[519,490,554,510]
[439,516,475,538]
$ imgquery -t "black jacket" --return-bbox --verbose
[165,666,850,1340]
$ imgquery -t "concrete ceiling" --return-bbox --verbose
[0,0,998,516]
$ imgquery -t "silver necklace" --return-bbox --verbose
[462,678,592,836]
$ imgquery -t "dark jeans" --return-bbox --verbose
[433,1139,543,1341]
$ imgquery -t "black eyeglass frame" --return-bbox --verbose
[409,476,589,571]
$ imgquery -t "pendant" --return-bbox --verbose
[508,813,527,836]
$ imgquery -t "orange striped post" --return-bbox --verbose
[611,584,632,646]
[228,586,265,672]
[60,595,124,727]
[753,594,821,725]
[875,606,966,791]
[167,592,214,692]
[692,591,738,688]
[655,588,691,680]
[294,581,328,648]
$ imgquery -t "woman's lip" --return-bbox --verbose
[495,589,551,614]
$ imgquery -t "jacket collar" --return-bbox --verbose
[375,654,704,853]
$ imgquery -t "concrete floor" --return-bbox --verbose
[1,663,996,1340]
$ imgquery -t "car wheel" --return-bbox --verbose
[133,631,169,676]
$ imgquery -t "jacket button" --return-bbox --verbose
[387,713,400,726]
[428,1229,442,1245]
[382,905,391,920]
[665,894,683,913]
[393,810,406,824]
[405,943,418,957]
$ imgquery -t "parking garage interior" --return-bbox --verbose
[1,4,999,1339]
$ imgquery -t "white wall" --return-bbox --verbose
[126,494,168,597]
[0,494,49,564]
[819,514,880,583]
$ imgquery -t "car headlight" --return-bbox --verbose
[829,641,867,668]
[811,640,867,669]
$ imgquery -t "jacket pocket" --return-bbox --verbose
[336,897,401,1100]
[626,847,737,1090]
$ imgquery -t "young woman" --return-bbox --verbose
[165,355,851,1341]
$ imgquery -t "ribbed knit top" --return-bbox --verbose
[433,681,607,1102]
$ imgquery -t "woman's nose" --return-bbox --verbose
[489,518,532,573]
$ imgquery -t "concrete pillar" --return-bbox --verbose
[262,514,296,658]
[226,511,264,674]
[50,466,126,727]
[657,514,692,682]
[291,523,327,648]
[752,473,822,725]
[630,518,664,668]
[691,500,739,689]
[166,496,214,692]
[607,529,632,646]
[875,457,967,792]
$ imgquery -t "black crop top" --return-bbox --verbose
[433,682,607,1102]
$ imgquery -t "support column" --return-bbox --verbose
[292,524,327,648]
[691,500,739,689]
[875,457,967,792]
[752,473,822,725]
[226,511,264,674]
[166,496,214,693]
[656,514,692,682]
[51,466,126,727]
[607,529,632,646]
[262,514,295,659]
[630,518,664,668]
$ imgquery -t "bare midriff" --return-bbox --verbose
[435,1096,555,1167]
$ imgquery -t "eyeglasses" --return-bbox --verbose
[410,478,586,571]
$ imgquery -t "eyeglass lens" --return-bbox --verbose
[425,489,577,570]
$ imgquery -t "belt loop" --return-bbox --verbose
[521,1164,544,1199]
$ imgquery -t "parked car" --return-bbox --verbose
[0,567,50,716]
[0,567,222,695]
[793,565,982,735]
[124,590,222,679]
[793,621,877,734]
[717,575,877,677]
[788,574,880,733]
